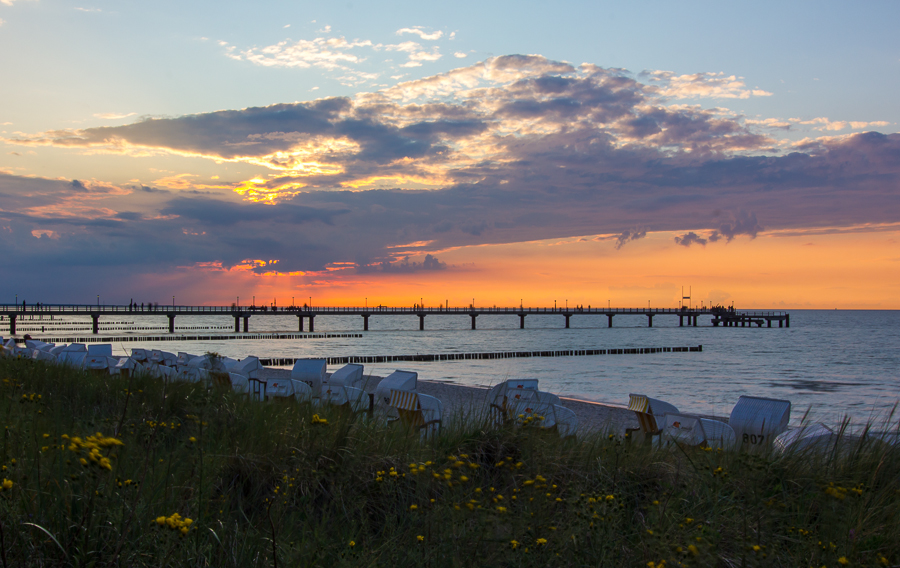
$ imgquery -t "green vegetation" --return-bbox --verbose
[0,356,898,567]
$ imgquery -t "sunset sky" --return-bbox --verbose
[1,0,898,309]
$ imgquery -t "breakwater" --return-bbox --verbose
[260,345,702,366]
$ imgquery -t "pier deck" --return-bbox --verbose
[1,304,789,335]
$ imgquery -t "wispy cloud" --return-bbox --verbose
[223,36,374,70]
[396,27,443,41]
[93,112,137,120]
[646,71,772,99]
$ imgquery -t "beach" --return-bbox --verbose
[258,367,640,434]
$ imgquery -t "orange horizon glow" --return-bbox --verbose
[161,227,900,310]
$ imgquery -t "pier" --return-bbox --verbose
[0,304,789,335]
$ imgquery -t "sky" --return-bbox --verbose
[1,0,899,309]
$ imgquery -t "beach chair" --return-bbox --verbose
[231,356,263,379]
[291,359,326,398]
[774,423,838,455]
[387,389,442,437]
[321,384,369,412]
[658,413,736,449]
[228,372,251,395]
[627,394,679,440]
[328,363,365,388]
[374,370,417,406]
[488,379,540,424]
[85,344,113,371]
[176,352,198,368]
[131,348,149,363]
[58,344,87,368]
[728,396,791,449]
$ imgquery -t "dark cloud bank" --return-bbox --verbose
[2,55,899,299]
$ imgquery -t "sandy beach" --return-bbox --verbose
[257,367,640,434]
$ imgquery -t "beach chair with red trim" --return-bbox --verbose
[659,413,737,450]
[387,389,442,438]
[626,394,680,441]
[488,379,540,424]
[321,383,369,412]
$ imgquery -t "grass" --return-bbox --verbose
[0,355,898,567]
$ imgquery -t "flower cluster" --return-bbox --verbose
[63,432,124,471]
[155,512,194,536]
[1,478,13,491]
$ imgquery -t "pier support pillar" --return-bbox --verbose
[786,315,790,328]
[418,314,425,330]
[298,316,304,332]
[91,313,99,334]
[234,316,240,332]
[308,315,315,332]
[242,316,249,333]
[8,314,16,335]
[779,319,783,328]
[362,314,369,331]
[607,314,614,328]
[167,314,175,333]
[564,314,570,328]
[693,316,698,327]
[768,319,772,328]
[470,314,478,330]
[679,315,683,327]
[647,314,654,328]
[519,314,526,329]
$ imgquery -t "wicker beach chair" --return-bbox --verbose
[231,356,263,380]
[387,389,442,437]
[291,359,327,398]
[58,343,87,369]
[728,396,791,449]
[627,394,680,441]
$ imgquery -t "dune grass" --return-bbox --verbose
[0,356,898,567]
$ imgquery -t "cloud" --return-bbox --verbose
[0,18,4,26]
[674,232,707,247]
[708,210,762,242]
[223,36,374,70]
[357,253,448,273]
[396,27,443,41]
[453,52,467,58]
[614,228,647,249]
[2,55,898,297]
[646,71,773,99]
[94,112,137,120]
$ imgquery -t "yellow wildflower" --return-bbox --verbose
[417,535,424,542]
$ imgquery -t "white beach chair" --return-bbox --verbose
[328,363,365,388]
[374,370,417,407]
[627,394,680,440]
[266,377,298,399]
[728,396,791,449]
[774,423,839,455]
[228,372,251,395]
[85,344,113,371]
[176,352,198,368]
[291,359,327,398]
[488,379,540,423]
[321,384,369,412]
[58,344,87,368]
[231,356,263,379]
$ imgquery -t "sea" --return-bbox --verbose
[8,309,899,426]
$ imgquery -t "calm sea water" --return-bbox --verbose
[11,310,900,425]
